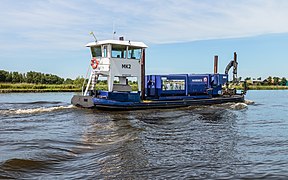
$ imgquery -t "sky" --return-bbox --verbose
[1,0,288,80]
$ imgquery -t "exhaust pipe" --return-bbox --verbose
[214,55,218,74]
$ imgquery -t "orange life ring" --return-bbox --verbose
[90,57,99,69]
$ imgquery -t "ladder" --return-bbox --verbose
[83,70,98,96]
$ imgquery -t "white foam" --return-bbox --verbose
[3,105,75,115]
[230,103,248,110]
[244,99,255,105]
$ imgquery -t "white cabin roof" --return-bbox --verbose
[86,39,148,48]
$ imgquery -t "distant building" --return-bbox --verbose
[252,78,263,85]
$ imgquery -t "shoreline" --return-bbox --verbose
[1,83,288,93]
[1,88,288,93]
[0,83,138,93]
[232,85,288,90]
[0,83,81,93]
[0,89,81,93]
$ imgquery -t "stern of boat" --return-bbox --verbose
[71,95,95,108]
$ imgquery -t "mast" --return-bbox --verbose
[141,49,146,100]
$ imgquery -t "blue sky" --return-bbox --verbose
[1,0,288,79]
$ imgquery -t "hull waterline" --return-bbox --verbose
[72,94,244,111]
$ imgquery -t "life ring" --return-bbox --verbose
[90,57,99,69]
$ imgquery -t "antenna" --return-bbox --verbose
[113,22,116,40]
[90,31,97,42]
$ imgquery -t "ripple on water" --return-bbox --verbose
[1,92,288,179]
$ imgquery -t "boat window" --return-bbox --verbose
[128,48,142,59]
[103,45,107,57]
[112,45,127,58]
[91,46,102,57]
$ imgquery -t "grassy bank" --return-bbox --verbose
[231,85,288,90]
[0,83,138,93]
[246,85,288,90]
[0,83,81,93]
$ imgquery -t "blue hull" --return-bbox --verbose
[71,94,245,110]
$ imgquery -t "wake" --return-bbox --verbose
[229,99,255,110]
[0,105,75,115]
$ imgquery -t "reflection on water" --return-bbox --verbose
[0,91,288,179]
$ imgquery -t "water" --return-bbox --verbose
[0,91,287,179]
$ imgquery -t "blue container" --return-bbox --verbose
[145,73,228,98]
[146,75,187,98]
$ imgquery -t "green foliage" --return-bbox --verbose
[267,76,272,85]
[0,70,9,82]
[73,76,86,88]
[64,78,74,84]
[0,83,81,93]
[0,70,64,84]
[97,80,107,85]
[280,77,287,86]
[273,77,280,85]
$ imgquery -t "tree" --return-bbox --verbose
[0,70,9,82]
[64,78,74,84]
[267,76,272,85]
[6,72,12,82]
[98,80,107,85]
[273,77,280,85]
[280,77,287,86]
[0,70,88,85]
[31,72,41,83]
[12,72,23,83]
[74,76,85,87]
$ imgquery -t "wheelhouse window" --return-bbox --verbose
[91,46,102,57]
[128,48,142,59]
[103,45,107,57]
[112,45,127,58]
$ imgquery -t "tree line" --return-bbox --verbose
[0,70,84,85]
[244,76,287,86]
[1,70,287,87]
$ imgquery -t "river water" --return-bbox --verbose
[0,90,287,179]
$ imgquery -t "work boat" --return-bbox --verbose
[71,38,245,110]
